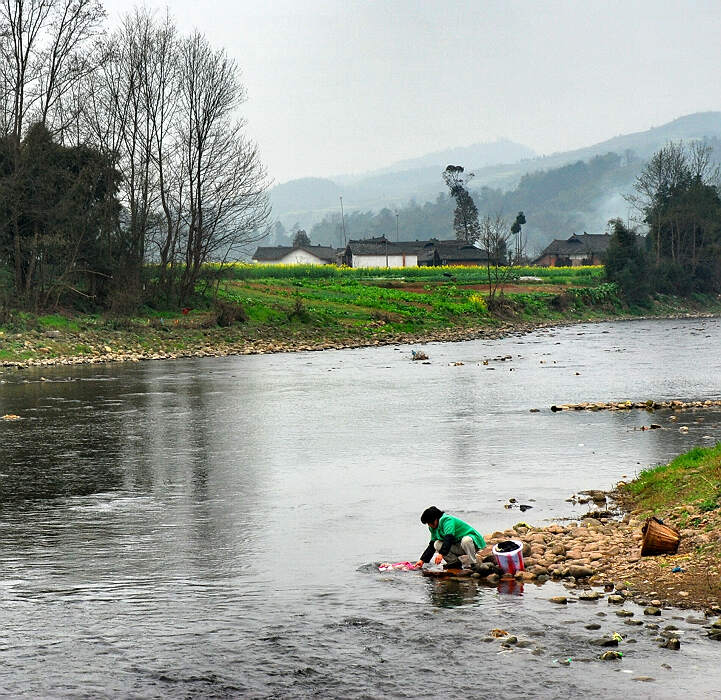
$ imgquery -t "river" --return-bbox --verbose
[1,317,720,698]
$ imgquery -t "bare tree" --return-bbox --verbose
[0,0,103,142]
[624,141,686,264]
[174,32,270,302]
[479,213,513,307]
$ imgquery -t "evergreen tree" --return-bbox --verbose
[604,219,649,303]
[442,165,480,243]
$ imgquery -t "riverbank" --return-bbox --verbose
[471,443,721,617]
[1,288,720,369]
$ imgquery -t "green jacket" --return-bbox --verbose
[430,513,486,549]
[420,513,486,562]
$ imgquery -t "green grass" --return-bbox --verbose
[623,443,721,516]
[2,263,721,365]
[36,314,82,332]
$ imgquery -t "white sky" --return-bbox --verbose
[103,0,721,184]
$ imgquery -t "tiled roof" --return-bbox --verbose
[541,233,611,256]
[252,245,338,262]
[346,237,488,261]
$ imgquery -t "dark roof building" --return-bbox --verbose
[533,233,610,267]
[432,240,490,266]
[342,236,490,268]
[252,245,339,265]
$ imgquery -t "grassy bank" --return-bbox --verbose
[624,443,721,527]
[1,264,721,366]
[600,444,721,611]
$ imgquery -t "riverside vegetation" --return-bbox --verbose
[3,264,721,367]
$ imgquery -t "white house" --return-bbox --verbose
[341,237,419,268]
[251,245,338,265]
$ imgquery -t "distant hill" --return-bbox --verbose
[270,177,342,221]
[270,139,535,228]
[337,138,536,180]
[271,112,721,253]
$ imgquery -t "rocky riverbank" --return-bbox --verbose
[473,511,721,616]
[1,308,719,371]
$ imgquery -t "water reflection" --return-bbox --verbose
[425,577,482,608]
[497,577,524,597]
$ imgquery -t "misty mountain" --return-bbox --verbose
[270,139,535,228]
[271,112,721,252]
[270,177,342,219]
[335,138,536,181]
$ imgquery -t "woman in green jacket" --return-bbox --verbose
[416,506,486,570]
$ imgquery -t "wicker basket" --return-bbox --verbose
[640,517,681,556]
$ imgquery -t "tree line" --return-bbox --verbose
[607,141,721,301]
[0,1,270,312]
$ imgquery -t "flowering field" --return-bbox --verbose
[214,262,605,286]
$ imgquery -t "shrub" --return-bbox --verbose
[214,300,248,327]
[287,293,310,322]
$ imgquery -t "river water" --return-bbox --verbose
[1,318,721,698]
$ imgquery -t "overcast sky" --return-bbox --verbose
[104,0,721,184]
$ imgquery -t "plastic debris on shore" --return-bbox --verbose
[2,414,20,421]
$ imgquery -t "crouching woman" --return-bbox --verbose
[416,506,486,570]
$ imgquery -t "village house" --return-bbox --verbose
[251,244,339,265]
[431,240,490,266]
[532,233,610,267]
[342,236,490,268]
[341,236,419,268]
[252,237,492,268]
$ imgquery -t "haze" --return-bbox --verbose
[103,0,721,184]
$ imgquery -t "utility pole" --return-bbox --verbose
[395,212,399,242]
[340,196,347,246]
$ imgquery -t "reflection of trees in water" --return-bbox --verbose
[0,373,124,502]
[115,360,277,571]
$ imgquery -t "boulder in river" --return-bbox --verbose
[593,636,619,647]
